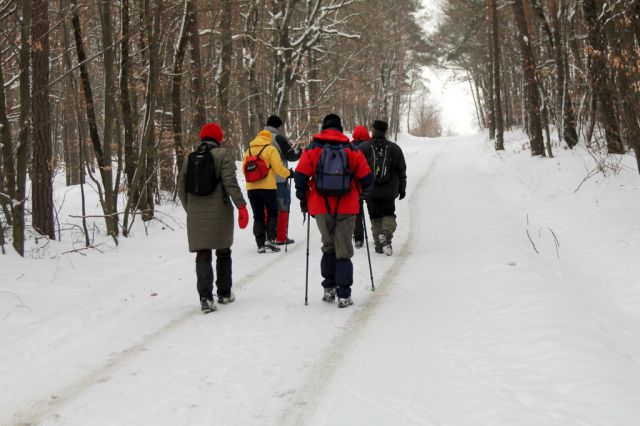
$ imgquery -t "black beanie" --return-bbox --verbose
[321,113,343,132]
[372,120,389,133]
[266,115,283,128]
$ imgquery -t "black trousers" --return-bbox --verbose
[248,189,279,247]
[195,249,232,300]
[365,197,396,218]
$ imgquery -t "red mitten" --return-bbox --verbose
[238,205,249,229]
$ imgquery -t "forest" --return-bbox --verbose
[1,0,639,257]
[430,0,640,165]
[0,0,427,255]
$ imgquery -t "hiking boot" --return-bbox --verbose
[258,243,281,253]
[218,292,235,304]
[265,241,281,252]
[275,238,295,245]
[354,239,364,249]
[378,233,393,256]
[337,297,353,308]
[322,287,336,302]
[200,298,217,313]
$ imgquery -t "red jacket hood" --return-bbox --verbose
[351,125,370,142]
[312,129,350,144]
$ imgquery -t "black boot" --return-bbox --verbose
[196,262,213,299]
[216,248,234,303]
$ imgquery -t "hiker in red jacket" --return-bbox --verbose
[351,125,371,249]
[294,114,374,308]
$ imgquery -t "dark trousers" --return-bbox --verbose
[316,214,356,298]
[248,189,278,247]
[195,249,232,300]
[365,197,396,218]
[366,197,397,244]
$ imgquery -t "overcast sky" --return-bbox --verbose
[417,0,477,135]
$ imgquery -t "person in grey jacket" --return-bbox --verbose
[264,115,301,245]
[358,120,407,256]
[178,122,249,313]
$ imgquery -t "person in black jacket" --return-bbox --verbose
[264,115,302,245]
[358,120,407,256]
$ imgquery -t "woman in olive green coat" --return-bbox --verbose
[178,123,249,313]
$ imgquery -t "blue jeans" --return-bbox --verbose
[276,182,291,211]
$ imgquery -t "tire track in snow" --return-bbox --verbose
[277,146,444,426]
[9,241,306,426]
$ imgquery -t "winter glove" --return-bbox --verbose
[300,200,308,214]
[238,205,249,229]
[398,191,406,200]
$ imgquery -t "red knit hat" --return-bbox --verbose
[199,122,224,142]
[352,125,370,142]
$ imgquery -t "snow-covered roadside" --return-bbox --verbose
[303,134,640,425]
[1,132,639,425]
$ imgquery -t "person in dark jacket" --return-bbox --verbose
[178,123,250,313]
[264,115,301,245]
[350,125,371,249]
[294,114,374,308]
[358,120,407,256]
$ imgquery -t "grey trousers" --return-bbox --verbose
[315,214,356,259]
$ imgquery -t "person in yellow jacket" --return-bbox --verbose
[242,130,292,253]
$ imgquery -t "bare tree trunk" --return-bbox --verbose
[187,0,206,130]
[582,0,625,154]
[486,11,495,140]
[218,0,233,140]
[31,0,55,239]
[0,55,14,203]
[70,0,118,239]
[13,0,31,256]
[490,0,504,150]
[99,0,119,234]
[548,0,578,148]
[512,0,546,156]
[172,0,190,169]
[141,0,161,220]
[242,0,262,138]
[120,0,136,191]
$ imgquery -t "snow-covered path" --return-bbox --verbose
[2,134,640,426]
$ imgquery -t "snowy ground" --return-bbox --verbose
[1,132,640,426]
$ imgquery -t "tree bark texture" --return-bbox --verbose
[582,0,625,154]
[31,0,55,239]
[512,0,546,156]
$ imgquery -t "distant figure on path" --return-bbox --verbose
[350,125,371,249]
[178,123,249,313]
[264,115,302,245]
[359,120,407,256]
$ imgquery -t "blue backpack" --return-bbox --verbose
[315,144,352,196]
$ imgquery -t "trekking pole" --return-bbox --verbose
[361,204,375,292]
[304,212,311,305]
[285,178,291,253]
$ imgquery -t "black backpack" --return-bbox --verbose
[373,145,391,185]
[185,143,218,196]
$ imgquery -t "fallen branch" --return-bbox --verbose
[526,229,539,254]
[60,243,105,256]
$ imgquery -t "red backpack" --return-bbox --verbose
[243,146,270,182]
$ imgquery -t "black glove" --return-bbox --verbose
[300,200,308,213]
[398,191,406,200]
[289,168,295,178]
